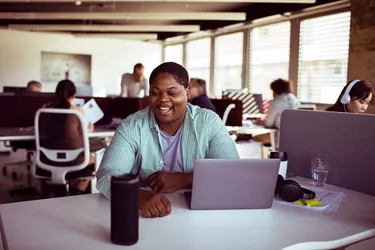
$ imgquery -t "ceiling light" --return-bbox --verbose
[0,0,315,3]
[8,24,201,32]
[0,12,246,21]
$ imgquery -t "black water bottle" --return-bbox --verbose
[111,174,139,246]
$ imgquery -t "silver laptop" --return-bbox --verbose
[185,159,280,210]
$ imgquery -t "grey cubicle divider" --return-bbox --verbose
[279,109,375,197]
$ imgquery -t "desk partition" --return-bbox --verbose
[0,95,241,128]
[279,109,375,196]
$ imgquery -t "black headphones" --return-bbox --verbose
[275,175,316,202]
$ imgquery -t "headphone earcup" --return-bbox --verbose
[278,180,304,202]
[275,175,285,195]
[340,94,351,104]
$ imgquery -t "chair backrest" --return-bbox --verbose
[222,90,264,115]
[281,228,375,250]
[222,104,236,125]
[34,108,90,184]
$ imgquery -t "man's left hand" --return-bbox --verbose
[146,171,188,193]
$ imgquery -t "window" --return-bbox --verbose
[298,12,351,103]
[186,38,211,88]
[164,44,183,65]
[249,22,291,100]
[214,32,243,97]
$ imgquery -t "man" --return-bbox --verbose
[26,81,42,93]
[120,63,149,97]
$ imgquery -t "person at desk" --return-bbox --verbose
[188,78,216,112]
[43,80,96,194]
[120,63,149,97]
[97,62,239,218]
[26,80,42,93]
[326,79,373,113]
[254,78,300,145]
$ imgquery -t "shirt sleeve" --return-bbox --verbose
[120,74,127,97]
[143,78,149,97]
[206,112,239,159]
[264,100,278,128]
[96,122,138,199]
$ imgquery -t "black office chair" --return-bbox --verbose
[2,140,38,196]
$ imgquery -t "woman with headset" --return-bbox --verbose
[326,79,373,113]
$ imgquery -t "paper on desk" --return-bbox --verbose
[82,99,104,126]
[275,186,345,213]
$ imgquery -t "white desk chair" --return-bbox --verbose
[282,229,375,250]
[222,103,236,125]
[33,108,95,195]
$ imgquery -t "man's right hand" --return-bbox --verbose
[139,189,171,218]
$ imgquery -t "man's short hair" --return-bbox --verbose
[270,78,292,95]
[133,63,144,73]
[27,80,42,89]
[191,78,207,95]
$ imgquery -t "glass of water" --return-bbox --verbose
[311,158,329,187]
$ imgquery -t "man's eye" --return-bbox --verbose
[151,92,160,96]
[169,92,178,96]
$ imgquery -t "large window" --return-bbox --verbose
[164,44,183,65]
[214,32,244,97]
[249,22,291,100]
[186,38,211,88]
[298,12,351,103]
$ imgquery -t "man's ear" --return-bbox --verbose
[186,87,190,100]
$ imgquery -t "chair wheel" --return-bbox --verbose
[2,167,7,176]
[11,172,18,181]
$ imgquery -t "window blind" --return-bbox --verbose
[164,44,183,65]
[186,38,211,87]
[249,21,291,100]
[298,12,351,103]
[213,32,244,98]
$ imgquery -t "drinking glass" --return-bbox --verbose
[311,158,329,187]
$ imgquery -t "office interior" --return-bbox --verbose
[0,0,374,249]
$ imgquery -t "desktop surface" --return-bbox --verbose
[0,178,374,250]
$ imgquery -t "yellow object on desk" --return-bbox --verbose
[295,199,325,207]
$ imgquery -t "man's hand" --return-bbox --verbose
[139,189,171,218]
[146,171,192,193]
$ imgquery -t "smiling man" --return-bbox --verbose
[96,62,239,218]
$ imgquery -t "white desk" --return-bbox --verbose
[0,126,115,142]
[0,178,374,250]
[227,125,277,150]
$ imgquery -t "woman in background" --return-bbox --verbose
[188,78,216,112]
[256,78,300,128]
[254,78,300,147]
[326,79,373,113]
[42,80,95,195]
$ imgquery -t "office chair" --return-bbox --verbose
[282,228,375,250]
[2,140,38,196]
[222,104,236,126]
[33,108,96,197]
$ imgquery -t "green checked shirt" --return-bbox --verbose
[96,104,239,199]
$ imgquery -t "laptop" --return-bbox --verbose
[185,159,280,210]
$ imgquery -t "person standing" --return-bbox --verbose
[120,63,149,97]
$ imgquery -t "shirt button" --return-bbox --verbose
[160,160,163,164]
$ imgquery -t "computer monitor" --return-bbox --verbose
[76,85,93,97]
[3,86,27,93]
[279,109,375,196]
